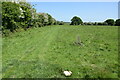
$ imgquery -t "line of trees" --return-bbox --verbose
[1,1,120,36]
[70,16,120,26]
[1,1,64,36]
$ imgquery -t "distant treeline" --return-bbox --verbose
[70,16,120,26]
[83,19,120,26]
[1,1,120,36]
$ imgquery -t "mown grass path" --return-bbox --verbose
[2,25,118,78]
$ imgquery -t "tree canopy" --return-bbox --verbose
[2,1,57,35]
[105,19,114,26]
[70,16,83,25]
[2,2,21,32]
[115,19,120,26]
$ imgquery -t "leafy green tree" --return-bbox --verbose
[35,13,56,27]
[93,22,98,25]
[59,21,64,25]
[97,22,103,25]
[41,13,49,26]
[2,1,57,35]
[115,19,120,26]
[70,16,83,25]
[52,18,57,25]
[2,1,35,32]
[103,22,108,25]
[105,19,114,26]
[19,2,32,30]
[56,21,64,25]
[56,21,60,25]
[2,2,21,32]
[37,13,45,27]
[47,13,53,25]
[29,8,38,27]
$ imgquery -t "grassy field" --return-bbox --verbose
[2,25,118,78]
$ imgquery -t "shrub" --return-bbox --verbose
[59,21,64,25]
[105,19,115,26]
[2,29,11,36]
[115,19,120,26]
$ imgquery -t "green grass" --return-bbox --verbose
[2,25,118,78]
[0,33,2,79]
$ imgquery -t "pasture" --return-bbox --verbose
[2,25,118,78]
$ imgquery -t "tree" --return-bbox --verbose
[59,21,64,25]
[35,13,56,27]
[70,16,83,25]
[52,18,57,25]
[105,19,114,26]
[36,13,45,27]
[47,13,53,25]
[115,19,120,26]
[2,2,21,32]
[103,22,108,25]
[19,2,33,30]
[2,1,57,35]
[2,1,35,32]
[97,22,103,25]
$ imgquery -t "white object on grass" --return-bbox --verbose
[63,71,72,76]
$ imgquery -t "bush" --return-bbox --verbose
[93,22,98,25]
[103,22,108,25]
[59,21,64,25]
[97,22,103,25]
[115,19,120,26]
[2,29,11,36]
[105,19,114,26]
[2,2,21,32]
